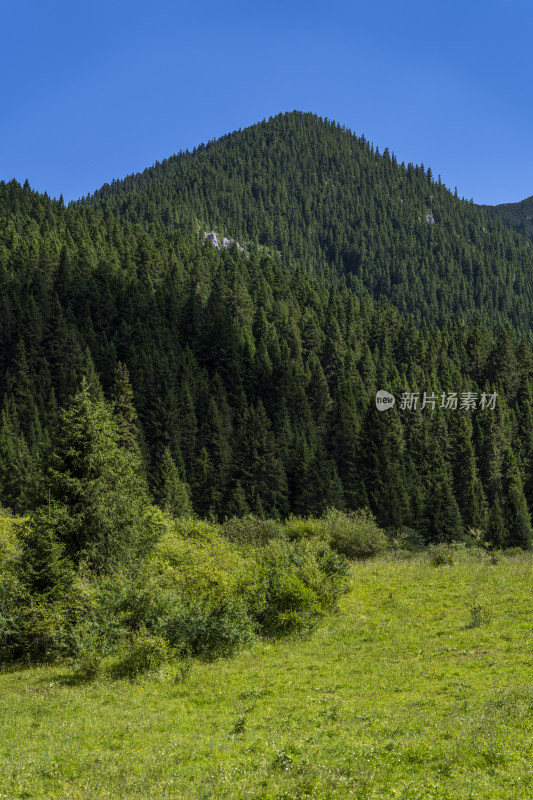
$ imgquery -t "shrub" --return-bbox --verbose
[167,516,221,543]
[16,599,71,661]
[321,508,388,559]
[112,630,173,677]
[467,602,491,628]
[254,537,348,636]
[1,509,352,668]
[0,514,23,567]
[131,531,259,658]
[0,571,26,660]
[282,515,328,543]
[389,527,425,552]
[163,596,255,659]
[258,570,322,636]
[72,622,103,680]
[222,515,284,547]
[503,546,524,557]
[428,543,455,566]
[149,525,259,609]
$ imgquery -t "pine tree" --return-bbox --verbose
[22,378,156,591]
[499,446,532,549]
[421,443,464,543]
[0,396,33,512]
[226,480,250,517]
[232,402,288,517]
[154,446,192,518]
[111,361,139,450]
[452,413,486,530]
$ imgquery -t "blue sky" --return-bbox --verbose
[1,0,531,205]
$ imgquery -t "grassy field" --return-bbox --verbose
[1,549,532,800]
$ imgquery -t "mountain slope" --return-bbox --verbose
[484,195,533,242]
[1,178,533,547]
[86,111,533,337]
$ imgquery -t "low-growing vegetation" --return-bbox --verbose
[0,506,394,673]
[1,548,532,799]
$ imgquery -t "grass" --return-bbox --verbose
[1,549,532,799]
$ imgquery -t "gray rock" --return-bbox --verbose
[205,231,244,253]
[204,231,219,248]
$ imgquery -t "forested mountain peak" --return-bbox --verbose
[84,111,533,337]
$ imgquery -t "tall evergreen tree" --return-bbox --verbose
[22,378,156,592]
[111,361,139,451]
[154,446,192,518]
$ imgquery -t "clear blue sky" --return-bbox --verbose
[1,0,532,205]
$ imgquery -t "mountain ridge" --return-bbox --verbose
[484,195,533,242]
[1,117,533,545]
[82,111,533,338]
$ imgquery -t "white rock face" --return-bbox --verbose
[204,231,219,248]
[205,231,244,253]
[425,213,435,224]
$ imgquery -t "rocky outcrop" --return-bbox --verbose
[204,231,219,248]
[204,231,244,252]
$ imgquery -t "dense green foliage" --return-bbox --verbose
[0,509,351,665]
[1,151,533,546]
[485,193,533,242]
[21,377,157,594]
[88,111,533,335]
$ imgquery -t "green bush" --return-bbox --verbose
[389,527,426,552]
[428,543,455,566]
[0,510,353,668]
[222,515,284,547]
[321,508,389,560]
[112,630,173,677]
[162,595,255,659]
[72,622,104,680]
[1,564,76,662]
[16,599,71,661]
[282,515,329,543]
[0,571,26,660]
[467,602,491,628]
[503,546,525,558]
[0,514,24,568]
[165,515,221,543]
[258,570,322,636]
[254,537,348,636]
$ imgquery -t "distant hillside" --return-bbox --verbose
[86,111,533,337]
[484,195,533,242]
[2,177,533,546]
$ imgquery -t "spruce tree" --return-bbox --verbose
[22,378,156,592]
[154,446,192,518]
[232,402,288,517]
[111,361,139,450]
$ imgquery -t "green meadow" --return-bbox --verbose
[1,550,532,800]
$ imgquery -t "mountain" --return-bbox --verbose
[484,195,533,242]
[86,111,533,338]
[0,114,532,548]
